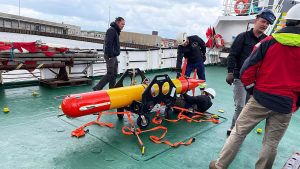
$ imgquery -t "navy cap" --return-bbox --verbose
[257,9,276,24]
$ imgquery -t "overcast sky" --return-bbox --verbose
[0,0,223,39]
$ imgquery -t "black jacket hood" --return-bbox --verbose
[110,22,121,35]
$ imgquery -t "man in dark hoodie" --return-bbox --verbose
[93,17,125,91]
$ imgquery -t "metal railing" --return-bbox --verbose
[222,0,284,16]
[0,27,159,50]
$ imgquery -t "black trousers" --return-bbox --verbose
[93,55,118,90]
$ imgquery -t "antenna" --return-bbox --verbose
[18,0,21,31]
[19,0,20,16]
[108,5,111,29]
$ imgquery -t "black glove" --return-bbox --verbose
[246,87,254,95]
[226,73,234,85]
[202,55,206,62]
[173,67,181,71]
[179,94,185,99]
[176,72,181,78]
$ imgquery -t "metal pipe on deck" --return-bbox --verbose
[0,53,103,58]
[0,63,66,70]
[0,53,104,62]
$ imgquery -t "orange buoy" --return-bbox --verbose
[234,0,249,14]
[214,34,225,48]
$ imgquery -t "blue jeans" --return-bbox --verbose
[185,61,205,80]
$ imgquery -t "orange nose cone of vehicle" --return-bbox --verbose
[61,91,111,118]
[61,95,78,117]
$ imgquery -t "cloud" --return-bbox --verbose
[0,0,222,39]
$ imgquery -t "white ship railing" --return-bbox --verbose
[209,0,285,63]
[222,0,284,16]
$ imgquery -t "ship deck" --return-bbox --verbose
[0,66,299,169]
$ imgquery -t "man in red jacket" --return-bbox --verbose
[210,4,300,169]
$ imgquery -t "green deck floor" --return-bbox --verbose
[0,66,299,169]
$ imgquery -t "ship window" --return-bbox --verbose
[4,20,12,28]
[35,25,40,31]
[40,25,45,32]
[25,23,30,30]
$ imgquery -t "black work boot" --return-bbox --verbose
[227,129,232,136]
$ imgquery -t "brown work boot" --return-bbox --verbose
[209,160,217,169]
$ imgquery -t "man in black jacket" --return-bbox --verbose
[176,33,206,80]
[225,9,275,135]
[93,17,125,91]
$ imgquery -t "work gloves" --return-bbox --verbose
[176,72,181,78]
[202,55,206,62]
[226,73,234,85]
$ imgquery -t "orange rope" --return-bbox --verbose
[71,110,196,150]
[71,111,133,138]
[152,106,219,124]
[122,125,194,147]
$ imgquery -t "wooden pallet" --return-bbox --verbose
[39,77,92,88]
